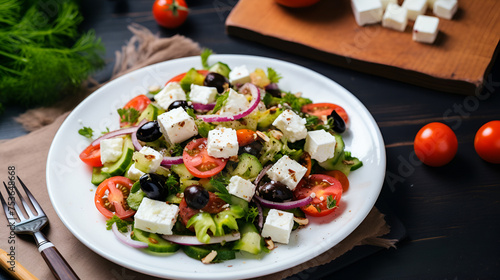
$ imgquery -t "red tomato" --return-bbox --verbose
[123,94,151,112]
[414,122,458,167]
[275,0,321,8]
[94,177,136,219]
[474,120,500,164]
[166,69,210,84]
[323,170,350,193]
[152,0,189,29]
[182,138,227,178]
[294,174,342,217]
[301,103,349,123]
[80,143,102,167]
[236,129,257,146]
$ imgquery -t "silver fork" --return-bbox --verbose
[0,176,79,280]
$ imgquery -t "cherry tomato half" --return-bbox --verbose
[323,170,350,193]
[80,143,102,167]
[94,176,136,219]
[236,129,257,146]
[414,122,458,167]
[120,94,151,127]
[153,0,189,29]
[166,69,210,84]
[301,103,349,123]
[182,138,227,178]
[275,0,321,8]
[294,174,342,217]
[474,120,500,164]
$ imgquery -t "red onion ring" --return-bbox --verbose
[161,156,183,166]
[131,119,148,151]
[196,83,261,123]
[111,223,148,249]
[91,126,139,147]
[161,232,240,246]
[252,198,264,231]
[253,195,313,210]
[192,102,215,112]
[253,164,272,187]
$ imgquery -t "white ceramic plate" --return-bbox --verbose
[46,55,385,280]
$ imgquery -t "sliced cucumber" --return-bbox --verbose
[91,167,110,185]
[233,222,268,255]
[325,151,363,176]
[132,228,180,253]
[208,62,231,77]
[230,153,263,180]
[102,137,134,177]
[138,103,164,123]
[318,133,345,170]
[257,108,283,131]
[182,245,236,262]
[171,164,194,180]
[179,68,205,92]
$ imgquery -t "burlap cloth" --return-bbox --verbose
[0,24,395,280]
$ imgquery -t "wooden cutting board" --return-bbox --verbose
[225,0,500,95]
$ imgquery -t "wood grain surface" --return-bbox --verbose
[226,0,500,95]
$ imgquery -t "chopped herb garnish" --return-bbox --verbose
[210,176,232,204]
[117,108,140,124]
[165,174,180,195]
[101,127,110,135]
[212,90,230,113]
[106,215,132,233]
[78,126,94,138]
[327,195,337,209]
[245,206,259,223]
[267,67,283,84]
[171,144,184,157]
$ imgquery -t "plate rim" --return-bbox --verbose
[46,54,386,279]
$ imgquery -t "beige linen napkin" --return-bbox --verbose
[0,24,395,280]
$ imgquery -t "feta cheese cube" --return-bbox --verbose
[381,0,397,10]
[157,108,198,144]
[304,130,337,162]
[402,0,428,21]
[272,109,307,143]
[261,209,294,244]
[219,88,250,115]
[227,176,256,202]
[189,84,218,105]
[228,65,251,85]
[126,163,145,181]
[382,3,408,32]
[154,82,186,110]
[134,146,163,173]
[266,155,308,191]
[134,198,179,235]
[433,0,457,20]
[413,15,440,44]
[351,0,383,26]
[100,137,123,164]
[207,127,239,158]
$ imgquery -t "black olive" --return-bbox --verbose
[258,181,293,202]
[329,110,346,133]
[184,185,210,210]
[136,121,162,142]
[203,72,231,93]
[238,141,263,157]
[168,100,193,111]
[265,83,282,98]
[140,173,167,201]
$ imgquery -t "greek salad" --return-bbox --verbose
[78,51,362,263]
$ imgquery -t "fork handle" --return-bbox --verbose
[39,244,80,280]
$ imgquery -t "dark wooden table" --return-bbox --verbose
[1,1,499,279]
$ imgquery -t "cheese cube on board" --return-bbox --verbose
[261,209,294,244]
[266,155,308,191]
[227,176,256,202]
[402,0,428,21]
[382,3,408,32]
[351,0,383,26]
[134,198,179,235]
[100,137,124,164]
[413,15,440,44]
[157,108,198,144]
[381,0,397,10]
[155,82,186,110]
[207,127,239,158]
[304,130,337,162]
[433,0,458,20]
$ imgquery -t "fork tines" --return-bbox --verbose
[1,176,44,221]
